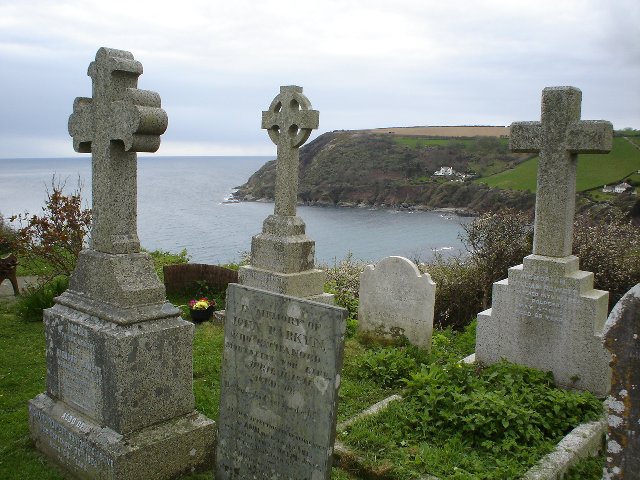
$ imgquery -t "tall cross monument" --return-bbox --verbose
[239,86,333,303]
[68,47,167,255]
[476,86,612,396]
[29,48,215,479]
[510,86,612,257]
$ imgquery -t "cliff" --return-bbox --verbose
[234,131,538,213]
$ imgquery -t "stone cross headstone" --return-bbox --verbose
[262,85,319,217]
[602,284,640,480]
[68,48,167,255]
[239,86,333,303]
[475,86,613,396]
[358,256,436,349]
[28,48,215,479]
[510,86,612,257]
[216,283,347,479]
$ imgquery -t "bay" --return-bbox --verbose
[0,156,470,265]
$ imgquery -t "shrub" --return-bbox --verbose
[321,253,365,337]
[420,254,484,330]
[460,208,533,309]
[573,212,640,309]
[10,178,91,281]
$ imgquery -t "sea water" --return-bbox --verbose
[0,156,470,265]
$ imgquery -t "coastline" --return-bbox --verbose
[233,194,477,217]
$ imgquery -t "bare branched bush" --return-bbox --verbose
[10,177,91,282]
[419,255,484,330]
[461,209,533,309]
[320,253,366,335]
[573,212,640,309]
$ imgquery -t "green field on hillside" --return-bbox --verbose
[477,137,640,192]
[395,136,509,149]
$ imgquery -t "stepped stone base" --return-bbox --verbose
[29,394,215,480]
[239,266,334,304]
[476,254,610,396]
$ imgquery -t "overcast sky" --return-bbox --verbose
[1,0,638,158]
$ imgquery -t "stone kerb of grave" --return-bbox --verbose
[28,47,215,480]
[358,256,436,349]
[602,283,640,480]
[475,86,612,397]
[216,283,347,480]
[239,85,333,303]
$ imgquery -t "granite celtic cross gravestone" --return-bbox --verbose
[476,87,613,396]
[215,283,347,479]
[358,256,436,349]
[602,284,640,480]
[262,85,319,217]
[28,48,215,479]
[239,86,333,303]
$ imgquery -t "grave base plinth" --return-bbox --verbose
[29,274,216,478]
[239,265,334,304]
[29,394,215,480]
[476,254,610,396]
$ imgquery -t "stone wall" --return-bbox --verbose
[163,263,238,295]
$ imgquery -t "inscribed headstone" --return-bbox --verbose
[602,284,640,480]
[358,256,435,349]
[239,86,333,303]
[28,48,215,480]
[475,86,613,396]
[216,283,347,479]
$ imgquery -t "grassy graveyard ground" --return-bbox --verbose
[1,291,606,480]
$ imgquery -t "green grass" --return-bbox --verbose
[394,136,510,150]
[477,137,640,192]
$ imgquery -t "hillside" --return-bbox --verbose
[235,131,536,213]
[478,137,640,193]
[234,129,640,214]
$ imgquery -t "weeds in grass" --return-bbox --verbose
[15,276,69,322]
[339,357,604,479]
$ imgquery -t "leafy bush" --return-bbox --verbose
[15,276,69,322]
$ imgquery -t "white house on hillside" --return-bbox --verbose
[434,166,454,176]
[614,182,632,193]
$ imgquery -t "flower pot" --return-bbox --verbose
[189,306,214,323]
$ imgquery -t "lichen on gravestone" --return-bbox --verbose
[602,283,640,479]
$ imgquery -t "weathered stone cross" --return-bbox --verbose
[68,47,168,255]
[262,85,319,217]
[510,86,612,257]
